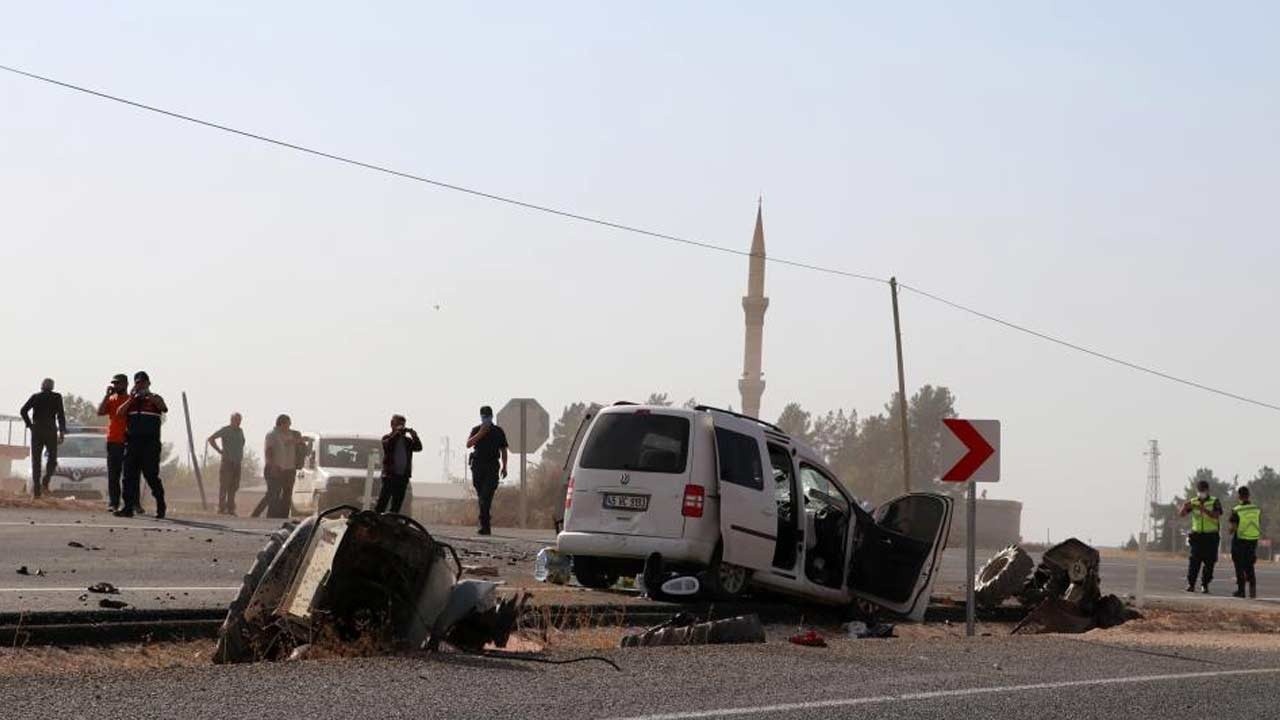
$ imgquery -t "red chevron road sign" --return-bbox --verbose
[940,419,1000,483]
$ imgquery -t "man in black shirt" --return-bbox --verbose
[466,405,508,535]
[208,413,246,515]
[377,414,422,514]
[19,378,66,497]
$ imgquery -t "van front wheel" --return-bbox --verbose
[572,555,619,589]
[705,547,750,599]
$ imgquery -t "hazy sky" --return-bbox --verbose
[3,2,1277,544]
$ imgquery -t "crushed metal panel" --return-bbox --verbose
[621,614,766,648]
[278,515,350,623]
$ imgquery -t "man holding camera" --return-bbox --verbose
[19,378,66,498]
[376,414,422,514]
[114,371,168,519]
[466,405,508,536]
[96,374,130,512]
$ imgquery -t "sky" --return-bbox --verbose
[2,2,1277,545]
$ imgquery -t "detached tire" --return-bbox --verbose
[974,545,1034,609]
[703,545,750,600]
[572,555,619,589]
[213,526,293,664]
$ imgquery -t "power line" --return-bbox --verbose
[3,62,1278,414]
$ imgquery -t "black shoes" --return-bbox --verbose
[155,501,167,520]
[1185,584,1195,592]
[1233,589,1246,598]
[477,527,492,536]
[1202,585,1210,594]
[113,508,134,518]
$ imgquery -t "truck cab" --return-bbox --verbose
[291,433,412,515]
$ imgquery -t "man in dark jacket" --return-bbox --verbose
[466,405,508,535]
[376,414,422,514]
[114,371,168,519]
[19,378,66,497]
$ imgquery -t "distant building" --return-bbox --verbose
[739,201,768,419]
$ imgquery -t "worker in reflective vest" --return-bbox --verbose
[1178,479,1222,593]
[1229,486,1263,599]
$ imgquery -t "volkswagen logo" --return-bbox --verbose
[619,473,631,485]
[70,468,83,481]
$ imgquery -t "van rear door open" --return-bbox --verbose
[709,412,778,572]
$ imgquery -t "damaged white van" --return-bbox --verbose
[556,404,954,620]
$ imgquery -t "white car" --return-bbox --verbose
[45,426,110,500]
[557,404,954,620]
[291,433,413,515]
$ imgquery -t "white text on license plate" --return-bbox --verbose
[602,493,649,511]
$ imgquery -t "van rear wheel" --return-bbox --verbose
[572,555,619,590]
[704,546,750,599]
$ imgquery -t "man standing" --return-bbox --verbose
[376,414,422,514]
[114,371,168,519]
[19,378,66,498]
[466,405,508,536]
[1179,479,1222,593]
[96,374,130,511]
[256,414,301,519]
[1229,486,1262,599]
[208,413,246,515]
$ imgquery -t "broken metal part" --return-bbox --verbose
[88,582,119,594]
[974,545,1034,609]
[620,614,766,648]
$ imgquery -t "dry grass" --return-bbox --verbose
[0,641,212,677]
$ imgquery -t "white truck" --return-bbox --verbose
[290,433,413,515]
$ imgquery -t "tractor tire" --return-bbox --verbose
[213,525,294,664]
[974,545,1034,609]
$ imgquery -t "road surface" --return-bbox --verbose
[4,506,1279,613]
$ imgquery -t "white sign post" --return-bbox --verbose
[497,398,550,528]
[940,419,1001,638]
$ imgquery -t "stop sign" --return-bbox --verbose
[497,398,550,454]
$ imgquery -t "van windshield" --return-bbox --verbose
[579,413,689,474]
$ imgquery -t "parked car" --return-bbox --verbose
[45,425,109,500]
[556,404,953,620]
[290,433,413,516]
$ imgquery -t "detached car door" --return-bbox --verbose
[846,493,954,622]
[710,413,778,572]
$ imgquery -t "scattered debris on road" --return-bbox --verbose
[788,629,827,647]
[533,547,571,584]
[214,508,527,664]
[462,564,500,577]
[88,582,120,595]
[15,566,45,577]
[621,613,766,648]
[844,620,896,639]
[971,539,1141,635]
[67,541,102,551]
[98,598,129,610]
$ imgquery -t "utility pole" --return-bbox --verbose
[1137,439,1161,607]
[439,436,451,483]
[889,277,911,493]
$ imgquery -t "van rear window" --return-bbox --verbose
[579,414,690,474]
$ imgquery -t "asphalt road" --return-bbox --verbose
[3,631,1278,719]
[5,506,1279,614]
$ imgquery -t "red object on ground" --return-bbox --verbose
[788,630,827,647]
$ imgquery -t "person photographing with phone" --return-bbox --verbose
[114,371,168,519]
[19,378,66,498]
[96,374,130,511]
[376,414,422,514]
[466,405,508,536]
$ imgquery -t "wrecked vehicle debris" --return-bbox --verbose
[533,547,572,585]
[620,613,766,648]
[214,507,526,664]
[16,566,45,577]
[88,582,120,594]
[972,539,1141,635]
[98,598,129,609]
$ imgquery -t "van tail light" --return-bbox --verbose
[564,476,575,511]
[682,484,705,518]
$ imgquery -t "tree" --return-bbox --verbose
[1244,466,1280,545]
[1179,468,1234,506]
[63,393,104,427]
[775,403,813,445]
[1124,535,1139,551]
[645,393,673,407]
[681,397,700,410]
[811,410,855,467]
[907,385,957,492]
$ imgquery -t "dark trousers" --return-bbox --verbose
[473,464,499,530]
[253,467,295,519]
[106,442,125,508]
[375,474,409,514]
[30,430,59,497]
[1187,532,1219,587]
[1232,537,1258,589]
[218,459,242,514]
[122,438,165,512]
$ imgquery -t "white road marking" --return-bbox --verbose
[0,586,238,593]
[1144,593,1280,603]
[610,667,1280,720]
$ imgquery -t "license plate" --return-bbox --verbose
[602,493,649,511]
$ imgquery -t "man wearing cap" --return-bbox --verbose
[19,378,66,498]
[207,412,246,515]
[114,371,168,519]
[466,405,508,536]
[96,374,130,512]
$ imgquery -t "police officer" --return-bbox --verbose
[466,405,508,536]
[114,371,168,519]
[1229,486,1262,599]
[1179,479,1222,593]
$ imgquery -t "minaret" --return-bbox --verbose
[739,200,768,419]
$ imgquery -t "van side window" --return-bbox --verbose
[715,428,764,490]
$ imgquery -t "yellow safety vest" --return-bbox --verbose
[1189,497,1220,534]
[1235,503,1262,541]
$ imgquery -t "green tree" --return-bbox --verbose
[63,393,105,427]
[1179,468,1234,506]
[645,393,673,407]
[1244,466,1280,544]
[775,403,813,445]
[681,397,700,410]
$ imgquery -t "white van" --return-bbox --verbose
[291,433,412,515]
[556,404,954,620]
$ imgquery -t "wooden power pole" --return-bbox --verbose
[890,277,911,494]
